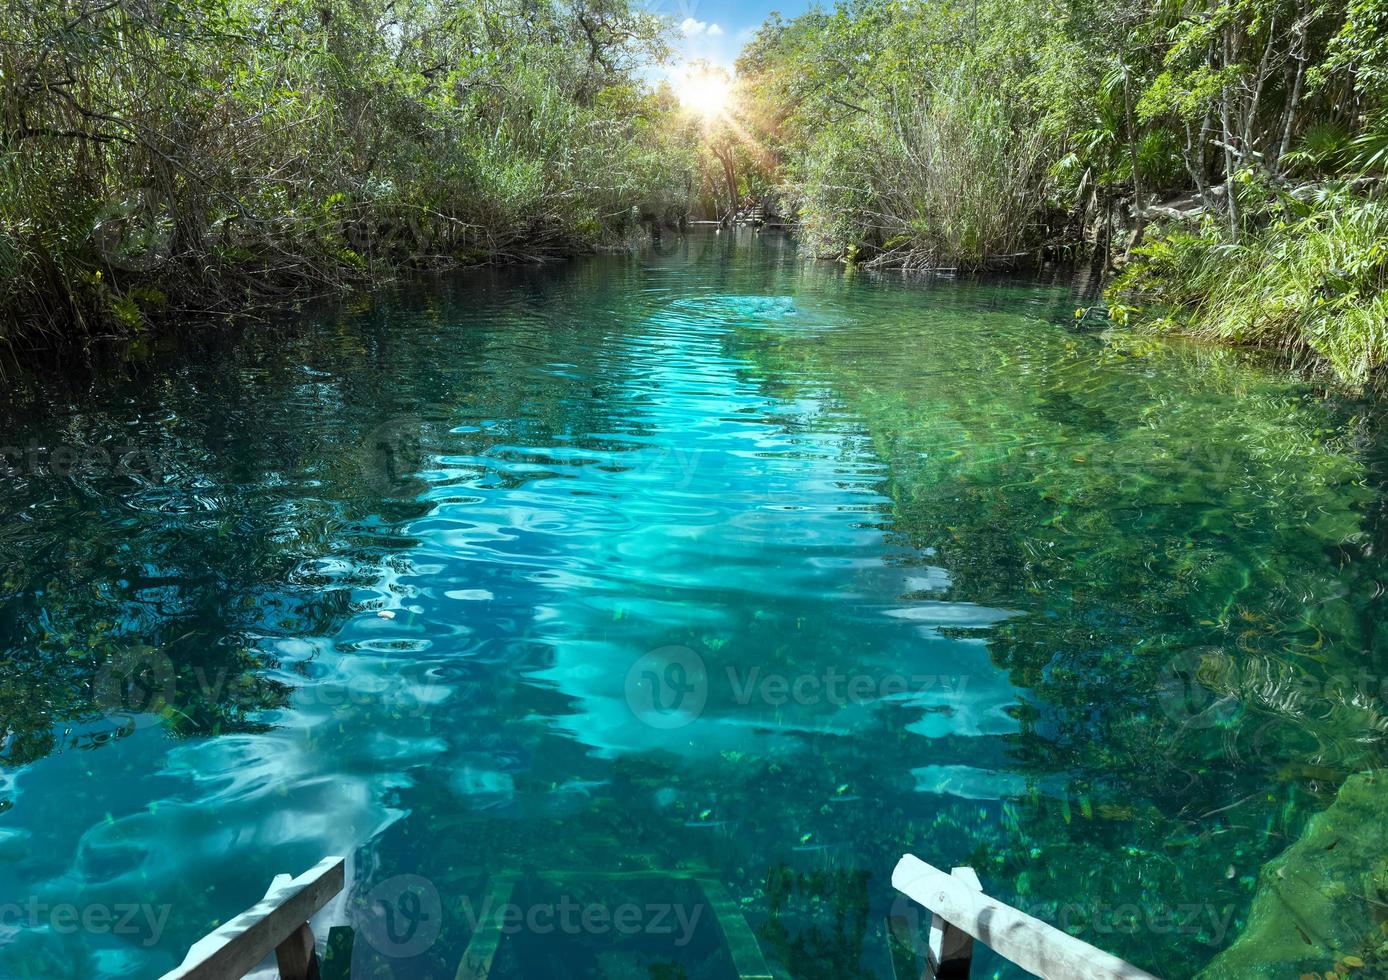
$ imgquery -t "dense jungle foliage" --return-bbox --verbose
[1,0,697,335]
[729,0,1388,381]
[3,0,1387,379]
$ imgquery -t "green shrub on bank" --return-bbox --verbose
[733,0,1388,376]
[1110,188,1388,383]
[0,0,695,339]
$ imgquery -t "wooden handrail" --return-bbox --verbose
[892,855,1161,980]
[160,856,346,980]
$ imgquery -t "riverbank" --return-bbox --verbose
[727,0,1388,384]
[1,0,692,343]
[1109,187,1388,384]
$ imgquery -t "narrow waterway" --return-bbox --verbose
[1,230,1384,978]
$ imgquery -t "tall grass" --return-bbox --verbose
[866,74,1050,268]
[1109,187,1388,383]
[792,72,1050,269]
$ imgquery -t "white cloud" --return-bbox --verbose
[680,17,723,36]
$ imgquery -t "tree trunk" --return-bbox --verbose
[1221,28,1240,242]
[1182,121,1208,201]
[711,143,737,226]
[1275,17,1307,175]
[1120,57,1145,261]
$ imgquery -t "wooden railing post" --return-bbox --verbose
[160,856,345,980]
[275,921,319,980]
[893,855,1160,980]
[926,867,981,978]
[257,871,322,980]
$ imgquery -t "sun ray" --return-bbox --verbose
[676,64,732,119]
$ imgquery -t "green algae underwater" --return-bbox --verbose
[0,229,1385,979]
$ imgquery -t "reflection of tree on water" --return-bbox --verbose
[733,293,1388,975]
[2,244,1384,978]
[0,322,420,768]
[0,259,668,773]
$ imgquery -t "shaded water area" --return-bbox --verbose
[1,230,1387,979]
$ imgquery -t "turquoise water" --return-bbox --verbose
[1,230,1385,978]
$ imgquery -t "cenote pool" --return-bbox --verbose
[1,230,1386,979]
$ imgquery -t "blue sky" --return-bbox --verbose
[652,0,811,71]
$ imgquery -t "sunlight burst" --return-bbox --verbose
[676,66,732,119]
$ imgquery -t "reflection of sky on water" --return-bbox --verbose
[0,292,1022,975]
[500,303,1021,760]
[2,234,1376,979]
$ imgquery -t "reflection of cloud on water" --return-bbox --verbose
[0,635,453,977]
[883,600,1019,628]
[883,606,1023,740]
[912,764,1065,801]
[901,637,1020,740]
[449,763,516,811]
[531,598,1023,759]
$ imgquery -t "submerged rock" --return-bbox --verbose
[1199,771,1388,979]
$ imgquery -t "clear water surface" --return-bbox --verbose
[1,230,1385,979]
